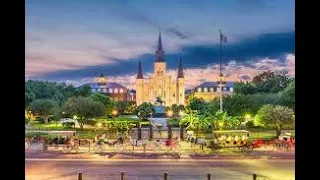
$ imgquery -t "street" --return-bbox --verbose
[25,158,294,180]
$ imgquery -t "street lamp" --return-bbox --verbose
[244,114,252,122]
[112,110,118,117]
[167,110,173,118]
[179,110,184,117]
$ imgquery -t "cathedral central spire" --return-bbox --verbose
[137,60,143,79]
[157,32,163,51]
[155,32,165,62]
[177,57,184,78]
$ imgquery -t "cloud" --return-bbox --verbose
[50,54,295,90]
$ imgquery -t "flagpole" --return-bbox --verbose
[219,29,223,112]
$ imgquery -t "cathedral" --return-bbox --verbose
[135,32,185,106]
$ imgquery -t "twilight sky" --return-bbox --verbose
[25,0,295,89]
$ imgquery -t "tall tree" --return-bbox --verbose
[29,99,58,123]
[252,70,290,93]
[135,102,155,140]
[180,110,210,137]
[280,80,295,109]
[234,81,256,95]
[254,105,295,137]
[77,84,92,97]
[89,93,116,116]
[63,96,105,129]
[187,97,207,114]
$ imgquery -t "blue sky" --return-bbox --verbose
[25,0,295,88]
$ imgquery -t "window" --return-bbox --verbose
[97,88,101,92]
[120,88,124,93]
[109,88,113,93]
[164,91,166,98]
[92,89,96,92]
[204,87,208,92]
[103,88,107,93]
[197,88,201,92]
[210,87,214,92]
[230,87,233,92]
[180,93,182,97]
[173,94,175,98]
[217,87,220,92]
[114,88,118,93]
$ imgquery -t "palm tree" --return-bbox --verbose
[180,110,210,138]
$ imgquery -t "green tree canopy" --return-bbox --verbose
[234,81,256,95]
[180,110,210,137]
[135,102,155,120]
[89,93,116,116]
[187,97,207,114]
[25,80,80,107]
[254,105,295,137]
[29,99,58,123]
[77,84,92,97]
[280,80,295,109]
[63,96,105,129]
[253,70,290,93]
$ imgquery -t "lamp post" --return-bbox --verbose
[244,114,252,122]
[112,110,118,117]
[218,29,227,111]
[167,110,173,118]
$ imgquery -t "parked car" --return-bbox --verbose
[25,124,32,129]
[60,118,74,123]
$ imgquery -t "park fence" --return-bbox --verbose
[76,172,263,180]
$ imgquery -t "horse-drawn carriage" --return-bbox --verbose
[93,133,127,153]
[25,131,79,153]
[207,130,253,154]
[185,130,253,154]
[273,133,295,150]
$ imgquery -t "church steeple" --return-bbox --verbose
[137,61,143,79]
[177,57,184,78]
[155,32,165,62]
[157,32,163,51]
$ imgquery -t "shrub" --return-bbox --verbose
[62,122,75,128]
[167,118,180,127]
[84,119,97,126]
[246,121,255,128]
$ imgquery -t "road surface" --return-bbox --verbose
[25,158,294,180]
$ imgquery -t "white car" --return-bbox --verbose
[60,118,74,123]
[25,124,32,129]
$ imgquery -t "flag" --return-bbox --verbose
[220,33,227,43]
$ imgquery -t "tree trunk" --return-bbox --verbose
[149,124,153,141]
[276,125,281,138]
[168,125,172,140]
[138,123,142,140]
[43,116,49,124]
[179,125,184,141]
[79,121,83,130]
